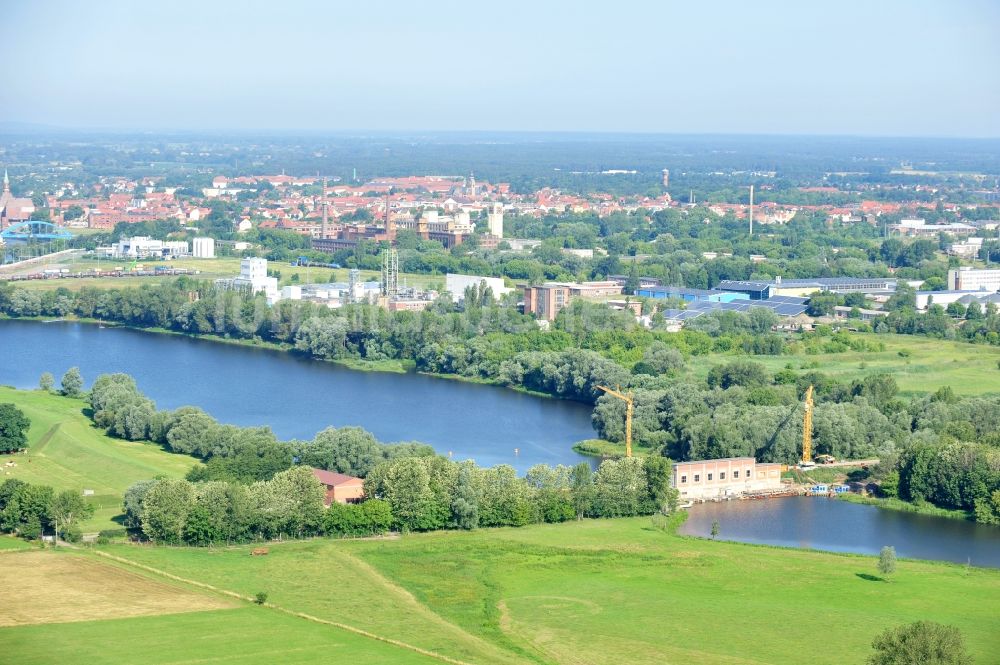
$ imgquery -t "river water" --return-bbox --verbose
[0,320,596,472]
[679,496,1000,568]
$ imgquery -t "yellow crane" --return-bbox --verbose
[597,385,634,458]
[801,384,814,466]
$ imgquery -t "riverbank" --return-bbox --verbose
[572,438,656,459]
[836,492,974,522]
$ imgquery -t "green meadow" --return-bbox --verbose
[0,387,199,531]
[692,333,1000,396]
[90,518,1000,665]
[1,606,440,665]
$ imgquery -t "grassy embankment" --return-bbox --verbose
[0,387,199,531]
[3,518,985,665]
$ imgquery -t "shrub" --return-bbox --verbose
[868,620,971,665]
[98,528,128,539]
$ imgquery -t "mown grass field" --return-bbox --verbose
[2,607,440,665]
[90,518,1000,665]
[0,387,199,530]
[692,333,1000,396]
[0,549,438,665]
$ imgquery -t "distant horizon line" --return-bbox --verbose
[0,121,998,142]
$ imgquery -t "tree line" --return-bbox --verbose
[121,456,677,545]
[89,372,681,537]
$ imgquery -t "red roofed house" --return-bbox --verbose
[312,469,365,506]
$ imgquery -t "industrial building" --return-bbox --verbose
[216,257,280,303]
[523,281,624,321]
[891,218,976,237]
[769,276,897,297]
[285,279,381,307]
[569,281,623,298]
[715,280,773,300]
[833,306,889,321]
[671,457,784,500]
[715,276,896,300]
[609,275,662,289]
[445,273,512,301]
[192,237,215,258]
[636,286,743,303]
[948,267,1000,292]
[915,289,1000,311]
[660,296,810,325]
[100,236,189,259]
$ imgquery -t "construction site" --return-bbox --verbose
[592,382,881,503]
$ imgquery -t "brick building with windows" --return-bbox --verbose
[671,457,783,500]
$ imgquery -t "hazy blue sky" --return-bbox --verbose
[2,0,998,136]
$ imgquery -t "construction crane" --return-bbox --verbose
[597,385,634,458]
[800,384,815,467]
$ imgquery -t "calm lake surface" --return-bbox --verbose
[679,496,1000,568]
[0,320,595,472]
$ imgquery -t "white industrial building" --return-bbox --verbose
[948,267,1000,292]
[891,219,976,237]
[916,289,1000,311]
[446,273,512,301]
[102,236,188,259]
[192,237,216,258]
[217,257,280,303]
[916,290,982,311]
